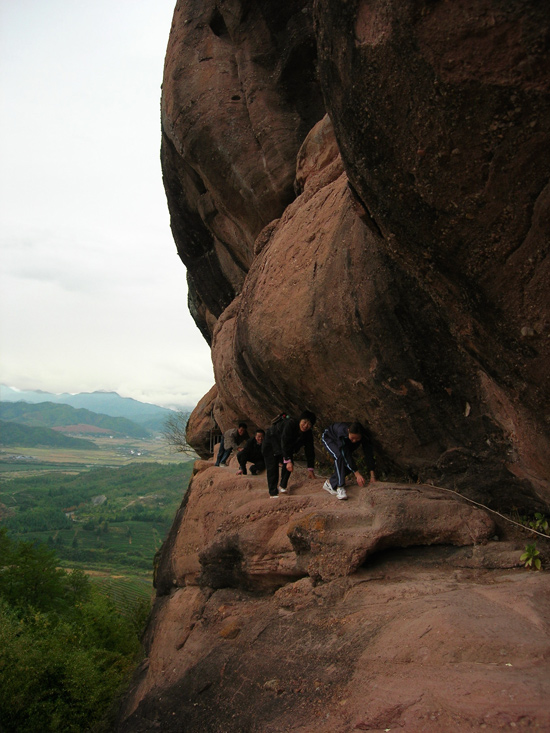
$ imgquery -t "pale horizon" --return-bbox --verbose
[0,0,214,410]
[0,383,193,411]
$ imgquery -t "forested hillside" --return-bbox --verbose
[0,401,150,438]
[0,449,194,731]
[0,387,177,432]
[0,529,146,733]
[0,420,100,450]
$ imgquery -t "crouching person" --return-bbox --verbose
[215,422,249,466]
[321,421,376,500]
[236,429,266,475]
[262,411,317,498]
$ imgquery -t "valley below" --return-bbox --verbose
[0,444,194,597]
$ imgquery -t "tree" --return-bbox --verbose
[0,531,147,732]
[161,410,196,456]
[0,530,68,613]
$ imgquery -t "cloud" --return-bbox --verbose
[0,0,215,408]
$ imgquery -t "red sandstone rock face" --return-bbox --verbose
[117,463,550,732]
[184,384,218,457]
[314,0,550,503]
[166,2,549,509]
[161,0,324,341]
[154,461,495,590]
[120,571,550,732]
[117,7,550,728]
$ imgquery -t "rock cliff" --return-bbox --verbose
[117,2,550,730]
[161,0,549,510]
[117,460,550,731]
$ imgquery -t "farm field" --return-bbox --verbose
[0,434,190,478]
[18,518,169,572]
[0,456,195,611]
[89,570,155,608]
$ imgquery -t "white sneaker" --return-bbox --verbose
[270,494,279,499]
[323,480,337,496]
[336,486,347,500]
[279,486,287,493]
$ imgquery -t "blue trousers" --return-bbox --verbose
[322,434,352,489]
[215,436,232,466]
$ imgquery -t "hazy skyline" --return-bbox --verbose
[0,0,214,409]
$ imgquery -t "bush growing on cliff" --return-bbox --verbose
[161,410,195,456]
[0,529,145,732]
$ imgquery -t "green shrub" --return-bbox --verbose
[0,530,146,732]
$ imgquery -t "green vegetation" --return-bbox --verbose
[0,461,193,572]
[0,398,198,729]
[0,454,194,729]
[0,388,175,432]
[0,529,146,733]
[520,543,542,570]
[0,401,150,438]
[524,512,550,534]
[514,511,550,538]
[0,419,100,450]
[0,406,196,729]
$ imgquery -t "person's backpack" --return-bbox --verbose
[271,412,288,425]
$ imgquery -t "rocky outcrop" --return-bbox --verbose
[155,463,494,590]
[161,0,324,342]
[117,460,550,731]
[118,3,550,729]
[183,385,218,458]
[313,0,550,507]
[163,0,549,511]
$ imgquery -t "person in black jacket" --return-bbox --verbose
[321,421,376,500]
[236,429,265,475]
[262,411,317,497]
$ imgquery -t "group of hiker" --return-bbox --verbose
[214,411,376,500]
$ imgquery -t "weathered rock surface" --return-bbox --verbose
[164,1,549,511]
[117,463,550,732]
[155,461,495,590]
[313,0,550,506]
[127,3,550,730]
[184,384,218,458]
[161,0,324,342]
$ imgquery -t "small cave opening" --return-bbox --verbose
[209,9,230,39]
[278,40,325,133]
[361,543,468,571]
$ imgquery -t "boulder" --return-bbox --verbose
[165,0,549,509]
[153,462,496,591]
[118,467,550,732]
[184,384,218,458]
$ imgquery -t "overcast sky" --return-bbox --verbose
[0,0,214,409]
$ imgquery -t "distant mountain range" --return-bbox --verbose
[0,402,150,439]
[0,386,176,433]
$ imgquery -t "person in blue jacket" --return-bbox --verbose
[262,411,317,497]
[321,421,376,500]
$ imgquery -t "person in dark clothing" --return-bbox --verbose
[262,411,317,497]
[236,429,266,475]
[215,422,249,466]
[321,421,376,500]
